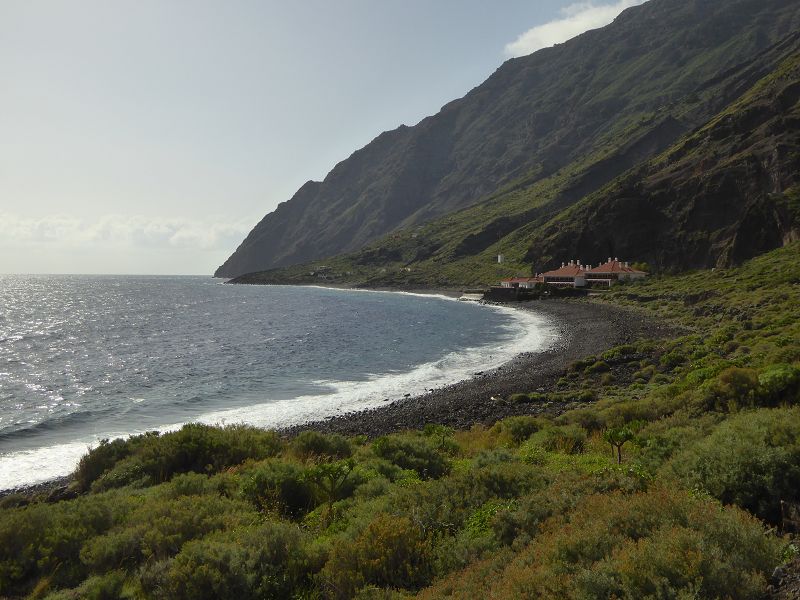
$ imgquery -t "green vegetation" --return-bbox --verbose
[2,243,799,598]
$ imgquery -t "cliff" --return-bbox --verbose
[216,0,800,278]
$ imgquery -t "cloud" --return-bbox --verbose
[0,213,253,251]
[505,0,647,58]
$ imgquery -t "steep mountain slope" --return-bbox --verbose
[231,42,800,287]
[217,0,800,277]
[523,51,800,272]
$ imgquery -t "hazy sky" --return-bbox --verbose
[0,0,645,275]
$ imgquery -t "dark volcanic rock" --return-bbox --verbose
[769,557,800,600]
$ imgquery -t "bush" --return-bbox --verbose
[490,416,543,446]
[164,472,217,498]
[472,448,516,469]
[489,487,781,600]
[758,363,800,405]
[290,431,352,460]
[40,570,126,600]
[666,408,800,523]
[0,494,29,510]
[507,393,530,404]
[75,425,284,490]
[527,425,587,454]
[558,409,606,433]
[585,360,611,374]
[0,494,126,594]
[75,438,135,491]
[372,436,450,479]
[320,514,432,598]
[518,442,547,466]
[660,349,687,370]
[149,523,318,600]
[80,493,254,571]
[694,367,760,412]
[633,364,656,383]
[240,460,314,518]
[568,357,595,373]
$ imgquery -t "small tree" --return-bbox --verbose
[603,426,635,464]
[423,424,454,451]
[304,458,355,526]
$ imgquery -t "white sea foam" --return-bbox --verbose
[0,295,557,490]
[194,300,556,428]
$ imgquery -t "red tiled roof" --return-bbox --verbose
[587,259,646,274]
[542,265,586,277]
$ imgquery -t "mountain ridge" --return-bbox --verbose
[217,0,800,278]
[230,36,800,287]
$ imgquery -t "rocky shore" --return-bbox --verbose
[285,298,681,437]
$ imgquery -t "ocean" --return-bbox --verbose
[0,275,555,489]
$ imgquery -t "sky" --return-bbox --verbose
[0,0,646,275]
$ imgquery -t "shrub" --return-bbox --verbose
[569,357,595,373]
[136,424,284,483]
[472,448,516,469]
[150,523,317,600]
[290,431,352,460]
[518,442,547,466]
[303,459,358,522]
[467,462,547,500]
[75,438,135,491]
[490,416,543,446]
[660,349,686,370]
[666,408,800,523]
[0,494,29,510]
[76,425,284,490]
[527,425,587,454]
[40,570,126,600]
[507,393,530,404]
[694,367,761,412]
[601,345,637,361]
[585,360,611,375]
[164,472,217,498]
[758,363,800,405]
[633,364,656,383]
[490,487,781,600]
[558,409,606,433]
[0,494,125,594]
[80,493,254,571]
[320,514,432,598]
[240,460,314,518]
[372,436,449,479]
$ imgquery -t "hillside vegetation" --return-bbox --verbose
[217,0,800,278]
[231,43,800,289]
[3,243,799,599]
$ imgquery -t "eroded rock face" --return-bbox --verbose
[215,0,800,278]
[524,50,800,273]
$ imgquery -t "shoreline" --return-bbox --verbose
[282,297,679,437]
[1,295,677,498]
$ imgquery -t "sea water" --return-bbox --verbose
[0,275,555,489]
